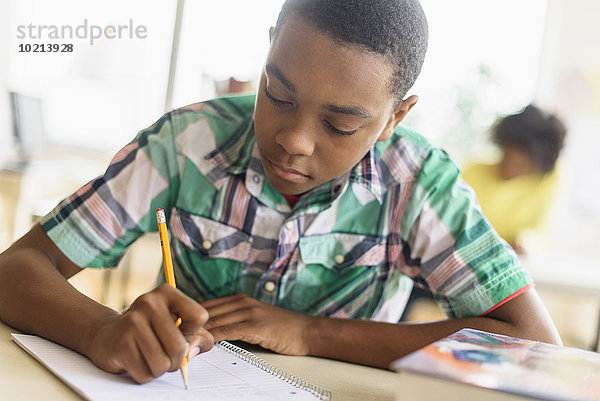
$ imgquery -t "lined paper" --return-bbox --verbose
[12,334,327,401]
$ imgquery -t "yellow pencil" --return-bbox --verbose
[156,208,189,389]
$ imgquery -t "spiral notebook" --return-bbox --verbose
[11,333,331,401]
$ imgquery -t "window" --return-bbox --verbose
[170,0,285,108]
[408,0,548,163]
[6,0,175,154]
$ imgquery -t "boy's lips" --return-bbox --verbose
[266,158,311,182]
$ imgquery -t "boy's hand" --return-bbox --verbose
[202,294,314,356]
[88,284,214,383]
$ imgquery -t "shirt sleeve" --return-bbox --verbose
[399,148,533,318]
[40,112,181,269]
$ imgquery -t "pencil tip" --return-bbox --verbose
[181,362,189,389]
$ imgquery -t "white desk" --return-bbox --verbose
[0,321,398,401]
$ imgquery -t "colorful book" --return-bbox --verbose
[391,328,600,401]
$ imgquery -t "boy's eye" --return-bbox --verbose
[264,85,357,136]
[324,120,359,136]
[264,86,291,107]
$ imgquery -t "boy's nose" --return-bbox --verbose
[275,124,316,157]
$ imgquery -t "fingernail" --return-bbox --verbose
[188,347,200,359]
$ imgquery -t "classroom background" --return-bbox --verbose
[0,0,599,353]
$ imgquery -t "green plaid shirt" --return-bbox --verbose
[42,94,532,322]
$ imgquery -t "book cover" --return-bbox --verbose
[391,328,600,401]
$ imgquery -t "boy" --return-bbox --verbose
[462,105,567,253]
[0,0,561,384]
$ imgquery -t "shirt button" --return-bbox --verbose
[264,281,276,292]
[285,221,294,230]
[202,240,212,250]
[252,174,260,184]
[334,254,345,264]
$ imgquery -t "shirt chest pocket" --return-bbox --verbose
[288,233,387,317]
[176,211,252,261]
[298,233,386,272]
[171,209,252,298]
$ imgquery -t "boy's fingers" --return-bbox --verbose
[201,293,248,309]
[109,285,210,379]
[143,285,212,369]
[150,311,189,372]
[124,341,155,384]
[158,285,209,333]
[208,321,254,343]
[134,322,173,378]
[187,328,215,359]
[204,308,252,331]
[202,294,256,319]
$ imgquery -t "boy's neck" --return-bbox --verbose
[282,193,301,208]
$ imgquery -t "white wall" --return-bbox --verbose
[536,0,600,217]
[530,0,600,349]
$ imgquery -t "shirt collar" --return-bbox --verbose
[204,114,255,177]
[348,147,385,205]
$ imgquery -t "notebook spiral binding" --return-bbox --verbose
[218,341,332,400]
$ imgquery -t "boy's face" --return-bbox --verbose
[253,16,417,195]
[499,147,537,180]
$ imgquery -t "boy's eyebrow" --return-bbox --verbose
[265,62,373,119]
[323,104,373,119]
[265,63,296,92]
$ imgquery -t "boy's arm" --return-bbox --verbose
[306,288,562,368]
[202,288,562,369]
[0,224,213,383]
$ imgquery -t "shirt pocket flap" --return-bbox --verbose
[171,208,251,262]
[299,233,385,272]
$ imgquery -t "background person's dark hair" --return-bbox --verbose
[273,0,429,105]
[493,105,567,174]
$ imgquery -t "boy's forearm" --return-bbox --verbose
[305,316,516,368]
[306,290,562,369]
[0,248,118,357]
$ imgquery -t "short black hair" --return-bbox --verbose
[273,0,429,103]
[493,105,567,174]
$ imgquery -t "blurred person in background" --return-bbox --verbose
[462,105,567,255]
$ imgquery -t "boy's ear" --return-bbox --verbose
[377,95,419,142]
[269,27,275,42]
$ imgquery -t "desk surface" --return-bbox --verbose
[0,321,397,401]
